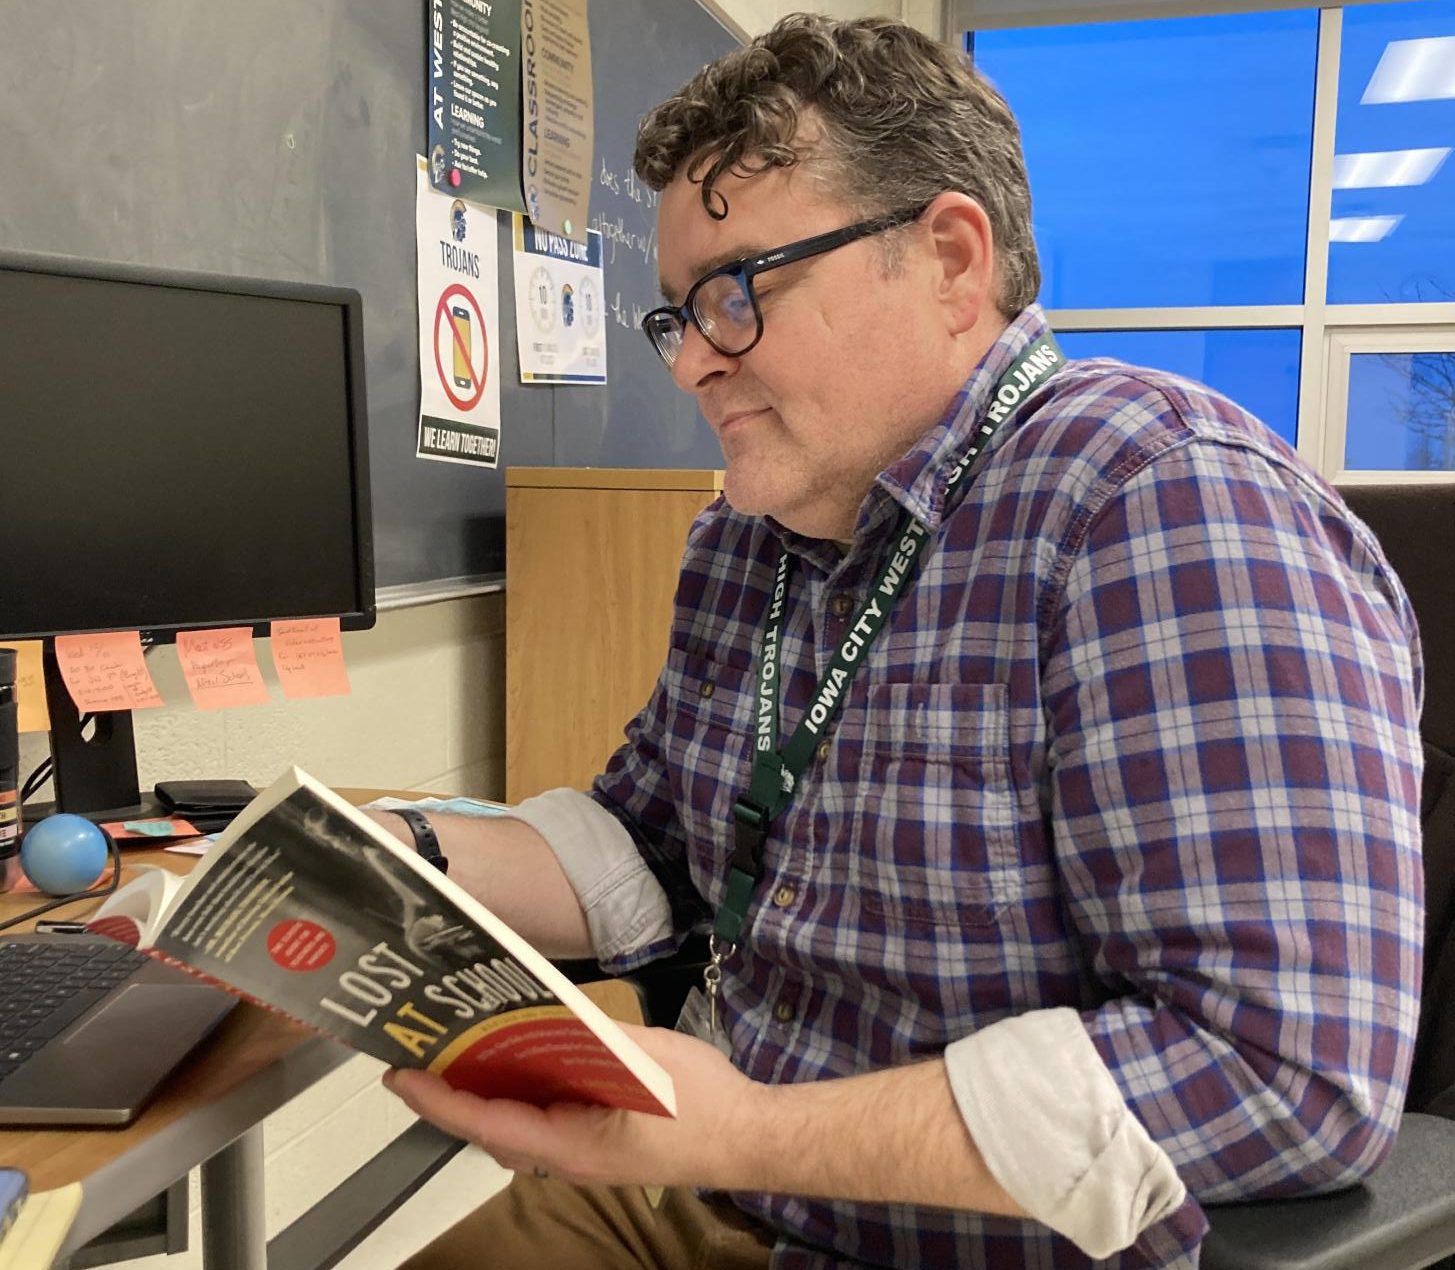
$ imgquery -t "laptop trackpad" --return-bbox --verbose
[1,982,233,1123]
[68,980,229,1051]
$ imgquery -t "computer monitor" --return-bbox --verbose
[0,249,375,818]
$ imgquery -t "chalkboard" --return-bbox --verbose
[0,0,738,592]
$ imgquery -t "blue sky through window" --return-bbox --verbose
[1346,350,1455,470]
[1328,0,1455,304]
[974,13,1318,309]
[1058,329,1301,445]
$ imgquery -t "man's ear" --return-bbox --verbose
[922,193,996,336]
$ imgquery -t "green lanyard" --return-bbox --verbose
[709,333,1065,986]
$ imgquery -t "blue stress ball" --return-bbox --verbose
[21,814,111,896]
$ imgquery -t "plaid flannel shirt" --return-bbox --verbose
[587,306,1425,1268]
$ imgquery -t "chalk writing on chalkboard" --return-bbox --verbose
[592,156,662,332]
[0,0,737,589]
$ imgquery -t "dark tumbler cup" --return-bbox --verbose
[0,647,21,889]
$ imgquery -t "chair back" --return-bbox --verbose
[1337,483,1455,1117]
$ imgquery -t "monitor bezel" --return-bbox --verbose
[0,247,376,644]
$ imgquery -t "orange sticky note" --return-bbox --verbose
[13,858,118,894]
[270,618,352,699]
[53,632,166,713]
[0,641,50,732]
[176,628,271,710]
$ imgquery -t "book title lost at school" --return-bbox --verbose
[86,767,675,1118]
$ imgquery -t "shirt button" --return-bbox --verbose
[698,679,715,699]
[772,884,796,908]
[773,1000,795,1024]
[815,739,832,763]
[828,592,853,618]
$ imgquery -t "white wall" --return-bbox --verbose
[18,593,507,807]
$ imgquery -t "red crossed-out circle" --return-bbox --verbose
[433,283,489,411]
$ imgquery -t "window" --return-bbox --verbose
[1326,329,1455,475]
[1058,329,1301,444]
[974,12,1318,308]
[1328,1,1455,305]
[969,1,1455,486]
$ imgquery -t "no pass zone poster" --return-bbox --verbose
[416,154,502,467]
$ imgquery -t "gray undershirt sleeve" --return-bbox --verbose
[507,787,675,963]
[945,1007,1187,1258]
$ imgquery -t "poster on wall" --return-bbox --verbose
[520,0,593,240]
[512,214,606,384]
[427,0,594,242]
[426,0,527,215]
[415,155,503,468]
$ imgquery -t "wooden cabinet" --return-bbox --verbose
[505,467,723,802]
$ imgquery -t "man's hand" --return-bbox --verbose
[382,1023,762,1189]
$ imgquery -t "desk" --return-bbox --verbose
[0,789,411,1269]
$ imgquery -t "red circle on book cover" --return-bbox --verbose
[267,919,337,971]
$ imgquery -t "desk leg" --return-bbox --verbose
[200,1126,267,1269]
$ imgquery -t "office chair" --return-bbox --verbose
[1200,482,1455,1270]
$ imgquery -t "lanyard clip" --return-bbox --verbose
[730,797,768,876]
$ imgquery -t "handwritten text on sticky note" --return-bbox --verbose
[270,618,352,699]
[176,628,271,710]
[0,640,51,732]
[53,632,166,713]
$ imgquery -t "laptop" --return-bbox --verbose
[0,933,235,1126]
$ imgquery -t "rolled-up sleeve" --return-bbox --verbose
[1043,442,1425,1204]
[509,788,675,964]
[947,1007,1187,1258]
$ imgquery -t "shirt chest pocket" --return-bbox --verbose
[657,648,756,881]
[838,681,1021,932]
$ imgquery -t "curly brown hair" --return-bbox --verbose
[633,13,1041,317]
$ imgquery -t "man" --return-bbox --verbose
[380,15,1425,1268]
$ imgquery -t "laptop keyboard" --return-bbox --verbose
[0,938,149,1083]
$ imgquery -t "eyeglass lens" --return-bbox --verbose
[645,313,684,367]
[648,269,760,368]
[693,272,758,353]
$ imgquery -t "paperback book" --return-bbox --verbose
[87,767,675,1117]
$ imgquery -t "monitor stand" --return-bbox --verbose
[36,641,162,822]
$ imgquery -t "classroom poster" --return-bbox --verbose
[519,0,593,240]
[427,0,594,243]
[426,0,527,215]
[415,155,503,468]
[512,214,605,384]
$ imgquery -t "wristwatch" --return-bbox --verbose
[389,808,449,873]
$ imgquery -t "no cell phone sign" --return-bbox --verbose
[433,283,489,411]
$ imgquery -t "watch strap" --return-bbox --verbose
[390,807,449,873]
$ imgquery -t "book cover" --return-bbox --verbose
[87,767,675,1118]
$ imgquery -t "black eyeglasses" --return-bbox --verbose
[641,203,930,369]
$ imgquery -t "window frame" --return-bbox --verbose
[948,0,1413,36]
[1324,325,1455,482]
[967,2,1455,486]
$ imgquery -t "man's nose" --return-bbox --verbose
[670,322,738,393]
